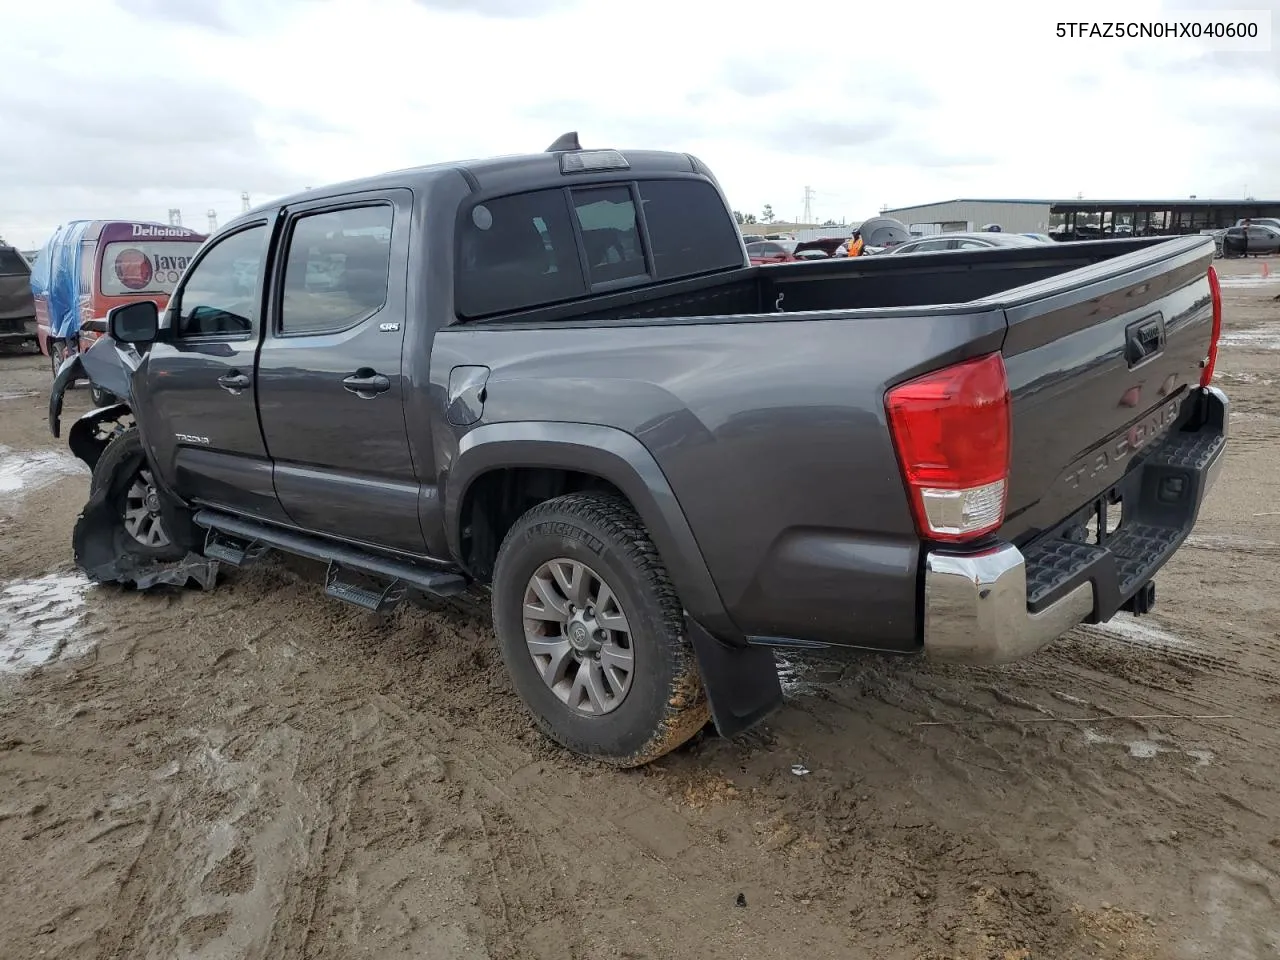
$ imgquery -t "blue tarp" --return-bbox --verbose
[29,221,91,339]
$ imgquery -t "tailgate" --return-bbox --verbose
[991,235,1216,543]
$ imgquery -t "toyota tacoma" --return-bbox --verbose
[49,133,1229,766]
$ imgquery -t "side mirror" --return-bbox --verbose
[107,300,159,344]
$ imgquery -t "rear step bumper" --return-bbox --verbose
[922,386,1228,665]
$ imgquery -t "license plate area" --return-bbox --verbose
[1066,489,1124,547]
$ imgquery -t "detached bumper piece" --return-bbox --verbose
[923,387,1228,665]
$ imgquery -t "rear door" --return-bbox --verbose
[139,219,288,522]
[254,188,428,553]
[990,236,1216,542]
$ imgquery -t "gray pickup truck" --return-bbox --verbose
[49,133,1229,766]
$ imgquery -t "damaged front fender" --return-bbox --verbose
[48,351,86,439]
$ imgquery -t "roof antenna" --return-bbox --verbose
[545,131,582,153]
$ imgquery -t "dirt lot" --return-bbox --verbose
[2,257,1279,960]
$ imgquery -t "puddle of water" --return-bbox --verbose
[1081,728,1213,766]
[1127,739,1166,759]
[774,652,849,698]
[1214,371,1274,386]
[1080,613,1195,651]
[1220,325,1280,351]
[0,444,88,496]
[1218,275,1280,289]
[0,574,93,674]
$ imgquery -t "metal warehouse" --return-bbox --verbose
[880,199,1055,235]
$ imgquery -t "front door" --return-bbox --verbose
[138,219,288,523]
[254,189,428,554]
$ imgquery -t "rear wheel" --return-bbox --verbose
[491,492,710,766]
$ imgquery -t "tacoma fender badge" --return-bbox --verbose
[378,322,401,332]
[175,433,210,444]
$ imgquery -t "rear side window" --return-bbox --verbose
[456,189,586,318]
[0,247,28,275]
[280,205,393,335]
[637,179,744,279]
[573,186,646,285]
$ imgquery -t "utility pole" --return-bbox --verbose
[241,191,251,213]
[802,186,814,225]
[207,209,218,233]
[168,208,182,227]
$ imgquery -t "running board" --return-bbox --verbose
[191,509,468,599]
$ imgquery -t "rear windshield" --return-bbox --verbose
[0,248,29,276]
[455,177,744,319]
[101,240,203,296]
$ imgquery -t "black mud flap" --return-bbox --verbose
[686,617,783,738]
[71,461,220,591]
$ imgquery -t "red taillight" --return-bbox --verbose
[1202,264,1223,388]
[885,352,1012,543]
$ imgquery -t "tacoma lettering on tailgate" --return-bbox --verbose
[1063,398,1180,491]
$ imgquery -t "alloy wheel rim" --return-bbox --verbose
[122,468,171,548]
[522,558,635,715]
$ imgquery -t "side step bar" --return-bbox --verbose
[191,510,469,605]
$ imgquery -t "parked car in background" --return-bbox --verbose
[1235,218,1280,232]
[746,239,800,264]
[1222,224,1280,257]
[883,232,1044,256]
[0,243,37,351]
[794,237,845,260]
[741,234,765,244]
[1021,233,1055,243]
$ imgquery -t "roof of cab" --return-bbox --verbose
[228,136,706,231]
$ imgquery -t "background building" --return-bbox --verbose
[880,199,1055,235]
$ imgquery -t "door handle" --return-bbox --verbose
[342,370,391,399]
[217,371,251,394]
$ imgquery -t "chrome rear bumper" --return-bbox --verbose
[922,386,1228,665]
[923,546,1095,664]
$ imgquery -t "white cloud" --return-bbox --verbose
[2,0,1277,247]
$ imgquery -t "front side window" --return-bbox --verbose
[280,205,393,335]
[456,189,586,318]
[175,225,265,337]
[572,186,646,285]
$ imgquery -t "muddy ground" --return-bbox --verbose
[1,256,1279,960]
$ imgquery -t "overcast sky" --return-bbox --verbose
[2,0,1277,247]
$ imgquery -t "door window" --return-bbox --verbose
[953,238,990,249]
[280,205,394,335]
[174,225,266,337]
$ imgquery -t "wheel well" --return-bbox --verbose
[68,405,135,471]
[460,467,627,582]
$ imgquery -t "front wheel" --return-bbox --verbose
[81,427,190,570]
[491,492,710,767]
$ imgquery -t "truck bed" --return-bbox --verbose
[447,234,1218,651]
[470,236,1191,326]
